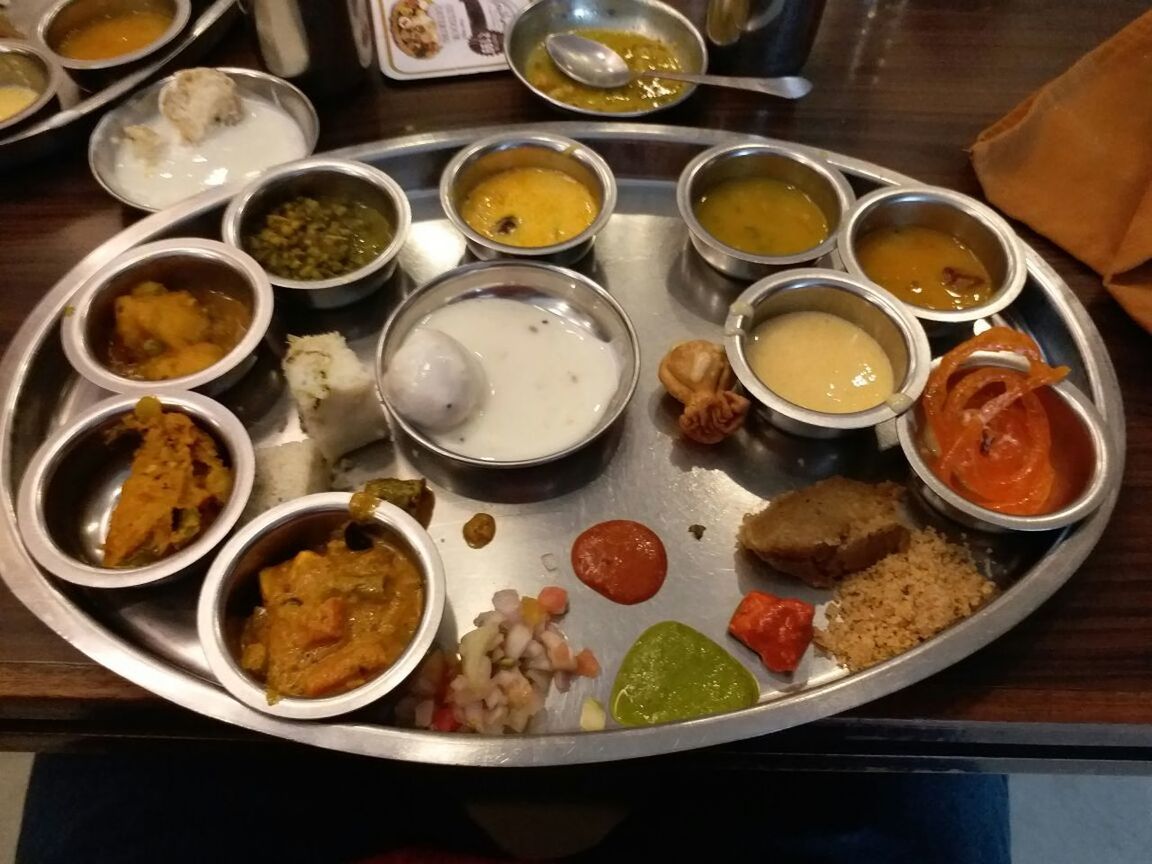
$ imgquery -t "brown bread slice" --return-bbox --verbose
[739,477,910,588]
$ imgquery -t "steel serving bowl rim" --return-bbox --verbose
[677,142,856,267]
[376,259,641,469]
[0,123,1127,767]
[37,0,192,72]
[895,352,1117,532]
[0,39,63,134]
[88,67,320,213]
[838,184,1029,324]
[60,237,274,395]
[196,492,447,720]
[724,268,932,430]
[220,156,412,292]
[438,131,618,258]
[504,0,707,119]
[15,391,255,588]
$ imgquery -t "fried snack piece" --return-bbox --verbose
[658,340,750,444]
[739,477,909,589]
[102,398,233,567]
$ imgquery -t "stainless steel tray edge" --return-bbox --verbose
[0,123,1125,766]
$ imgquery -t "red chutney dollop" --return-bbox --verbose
[571,519,668,605]
[728,591,815,674]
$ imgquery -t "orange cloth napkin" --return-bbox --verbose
[971,9,1152,332]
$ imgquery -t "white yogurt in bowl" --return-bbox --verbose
[112,98,307,210]
[388,297,622,462]
[89,67,319,212]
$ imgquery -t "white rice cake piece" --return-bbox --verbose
[159,68,242,144]
[282,332,390,461]
[241,439,330,523]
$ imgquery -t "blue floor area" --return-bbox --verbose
[5,759,1152,862]
[1011,775,1152,864]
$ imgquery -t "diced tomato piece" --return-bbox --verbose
[574,648,601,678]
[728,591,815,674]
[537,586,569,616]
[430,704,460,732]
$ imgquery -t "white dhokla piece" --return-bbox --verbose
[282,332,390,461]
[158,68,242,145]
[241,439,330,523]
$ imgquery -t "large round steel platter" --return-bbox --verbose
[0,123,1123,766]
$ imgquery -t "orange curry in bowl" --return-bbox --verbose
[239,526,425,704]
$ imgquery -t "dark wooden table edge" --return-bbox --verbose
[4,707,1152,775]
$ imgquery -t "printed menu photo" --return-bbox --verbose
[372,0,529,80]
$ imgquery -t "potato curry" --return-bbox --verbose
[108,280,251,380]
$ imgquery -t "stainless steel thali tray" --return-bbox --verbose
[0,0,238,170]
[0,123,1125,766]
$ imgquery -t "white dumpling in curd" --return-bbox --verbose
[384,328,486,432]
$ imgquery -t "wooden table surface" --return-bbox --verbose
[3,0,1151,768]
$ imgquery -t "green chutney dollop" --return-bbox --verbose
[610,621,759,726]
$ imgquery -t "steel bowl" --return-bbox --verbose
[897,352,1117,533]
[838,185,1028,326]
[0,39,62,135]
[505,0,707,118]
[678,141,856,281]
[222,157,412,310]
[37,0,191,91]
[439,131,617,265]
[376,260,640,468]
[89,66,319,212]
[61,238,274,397]
[196,492,447,720]
[725,268,931,438]
[16,392,254,588]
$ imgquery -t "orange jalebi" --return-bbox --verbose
[919,326,1069,516]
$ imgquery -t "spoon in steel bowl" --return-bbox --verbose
[545,33,813,99]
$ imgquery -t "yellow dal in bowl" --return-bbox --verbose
[524,28,684,113]
[57,9,173,61]
[695,176,829,256]
[747,310,894,413]
[856,225,993,311]
[0,85,39,121]
[460,166,597,248]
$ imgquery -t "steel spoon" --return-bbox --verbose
[544,33,813,100]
